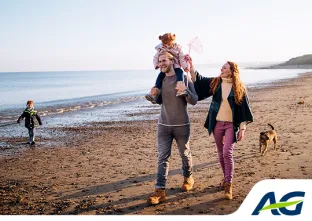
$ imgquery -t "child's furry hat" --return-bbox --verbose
[159,33,176,44]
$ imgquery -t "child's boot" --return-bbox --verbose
[145,87,160,104]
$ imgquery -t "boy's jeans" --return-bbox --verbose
[28,127,35,143]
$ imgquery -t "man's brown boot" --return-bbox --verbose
[224,182,233,200]
[146,188,166,205]
[181,176,194,192]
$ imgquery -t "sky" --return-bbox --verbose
[0,0,311,72]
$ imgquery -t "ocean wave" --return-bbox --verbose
[0,95,145,124]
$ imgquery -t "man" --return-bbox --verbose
[147,52,198,205]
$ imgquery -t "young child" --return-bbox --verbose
[145,33,190,103]
[17,100,42,145]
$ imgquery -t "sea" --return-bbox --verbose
[0,64,311,139]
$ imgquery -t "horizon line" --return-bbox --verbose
[0,61,283,73]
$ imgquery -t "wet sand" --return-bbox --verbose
[0,72,311,215]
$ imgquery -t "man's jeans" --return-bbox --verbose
[155,124,193,189]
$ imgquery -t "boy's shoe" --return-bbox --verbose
[27,142,31,144]
[176,89,188,97]
[181,176,194,192]
[146,188,166,205]
[145,94,157,104]
[31,141,36,145]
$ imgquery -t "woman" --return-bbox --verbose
[187,55,253,200]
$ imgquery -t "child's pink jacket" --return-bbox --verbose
[153,43,188,70]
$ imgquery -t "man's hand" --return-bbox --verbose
[175,81,187,94]
[237,129,245,141]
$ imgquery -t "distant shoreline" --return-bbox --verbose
[247,64,312,69]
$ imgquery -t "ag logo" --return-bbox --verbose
[252,191,305,216]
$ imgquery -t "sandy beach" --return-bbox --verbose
[0,72,311,215]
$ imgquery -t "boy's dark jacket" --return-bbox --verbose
[17,108,42,128]
[193,71,253,142]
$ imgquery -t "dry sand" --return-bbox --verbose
[0,72,311,215]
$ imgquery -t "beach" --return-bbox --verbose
[0,72,311,215]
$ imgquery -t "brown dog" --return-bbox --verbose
[259,124,278,156]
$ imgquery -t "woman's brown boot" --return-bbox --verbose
[224,182,233,200]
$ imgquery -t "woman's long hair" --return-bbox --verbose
[210,61,246,104]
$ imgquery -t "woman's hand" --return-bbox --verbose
[184,54,197,81]
[237,129,245,141]
[184,54,193,68]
